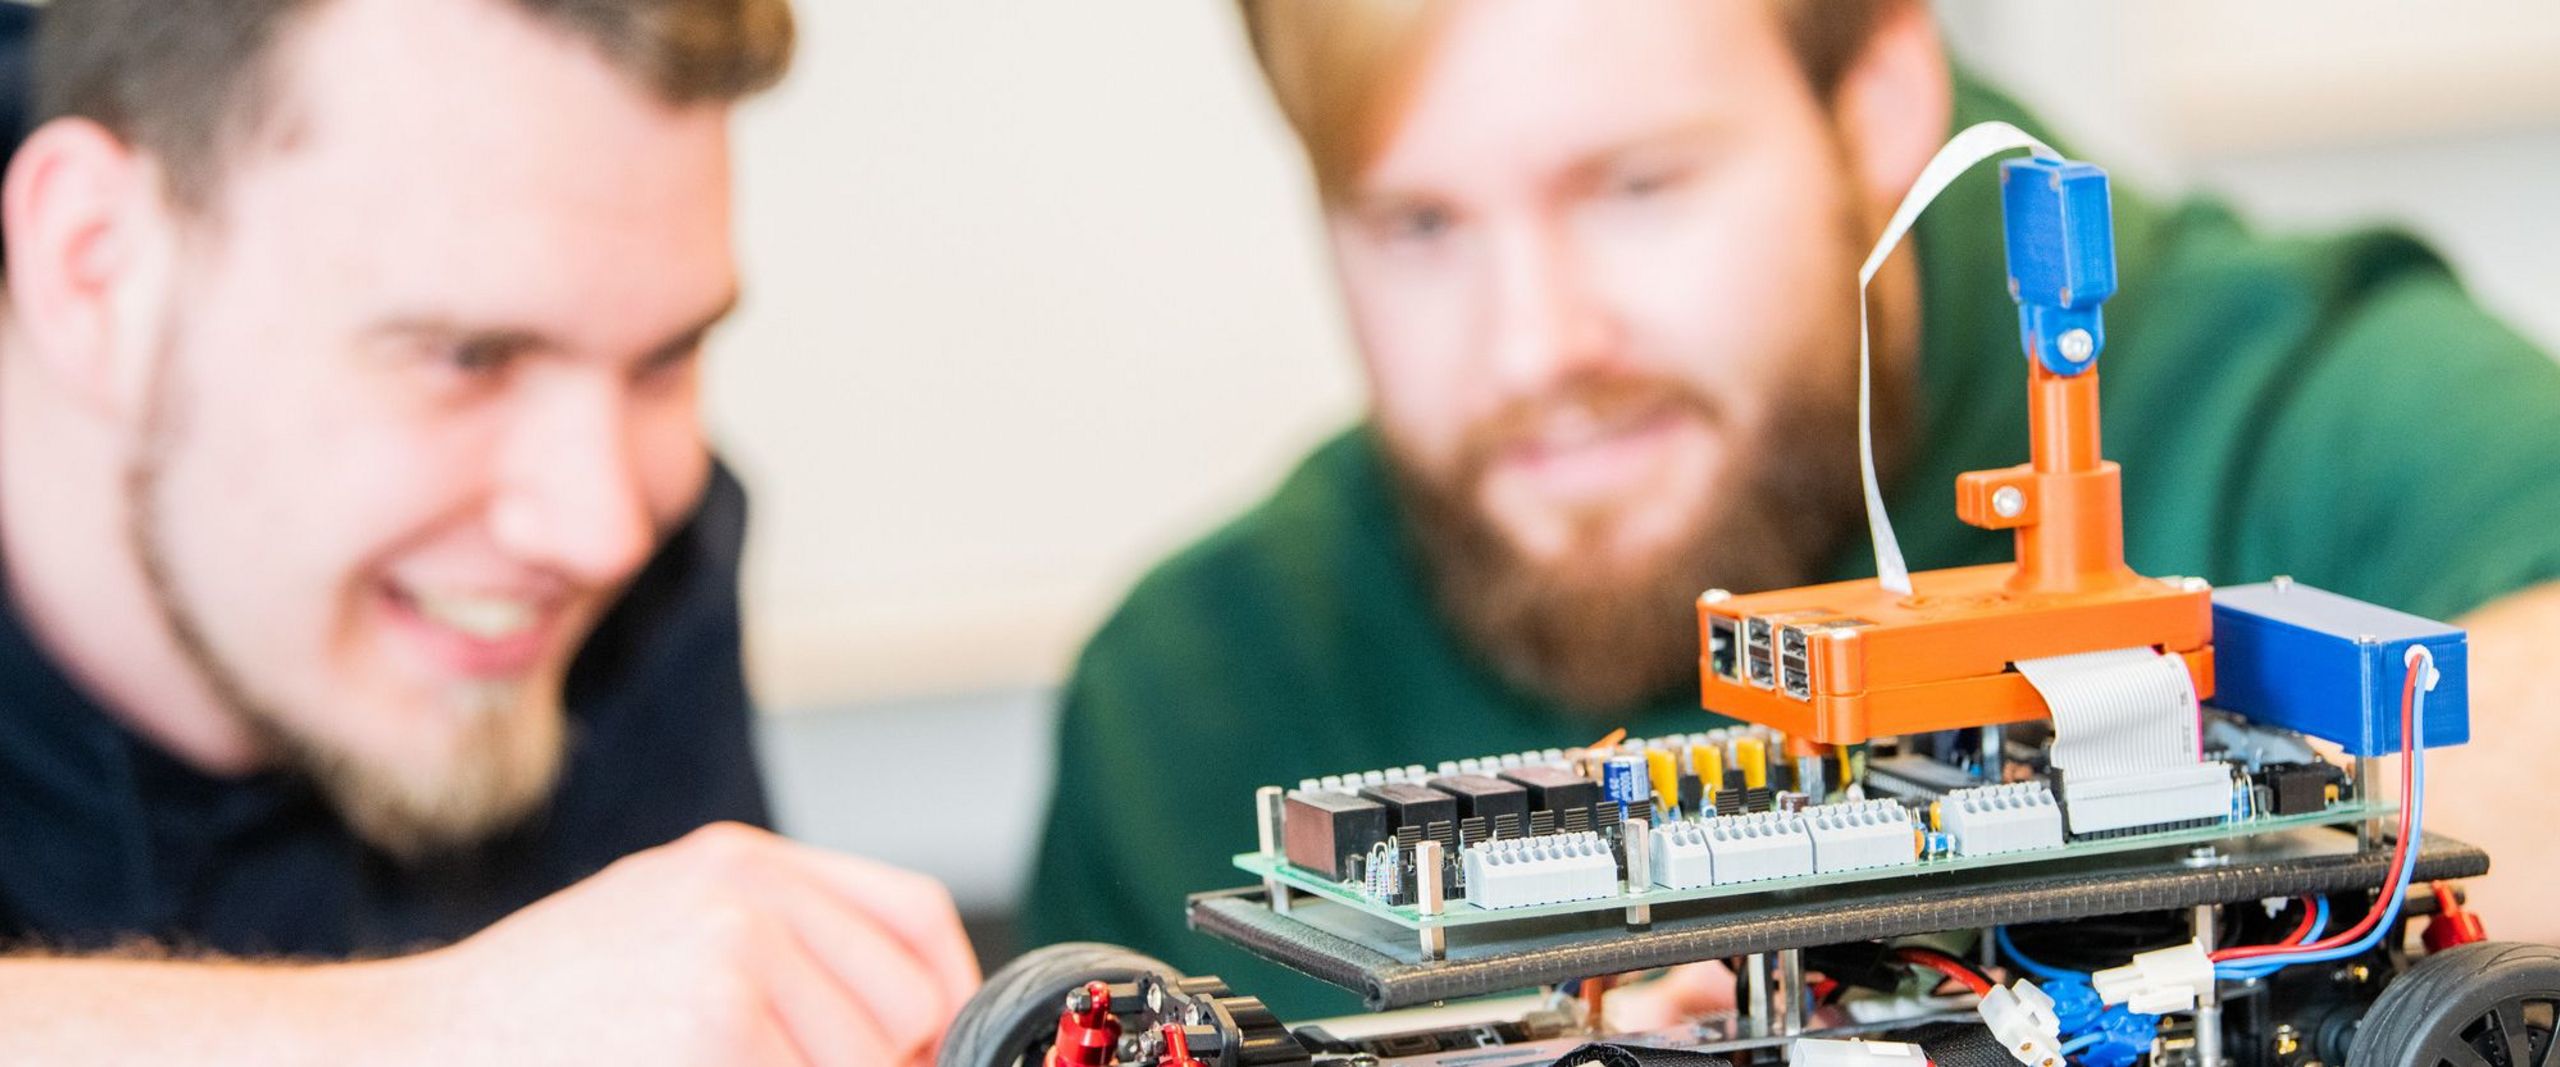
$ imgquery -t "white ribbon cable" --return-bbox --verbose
[1856,121,2057,595]
[2015,646,2202,779]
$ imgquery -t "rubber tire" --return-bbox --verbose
[937,942,1182,1067]
[2350,941,2560,1067]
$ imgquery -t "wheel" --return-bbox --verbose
[2351,941,2560,1067]
[937,942,1182,1067]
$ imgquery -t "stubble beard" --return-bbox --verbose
[124,339,568,862]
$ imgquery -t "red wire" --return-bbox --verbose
[2279,896,2319,946]
[2216,664,2422,962]
[1892,946,1995,997]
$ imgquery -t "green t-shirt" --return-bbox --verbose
[1023,78,2560,1018]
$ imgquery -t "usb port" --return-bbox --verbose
[1778,624,1814,700]
[1744,616,1776,689]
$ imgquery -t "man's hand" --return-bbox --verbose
[397,822,980,1066]
[2435,581,2560,943]
[1603,961,1738,1032]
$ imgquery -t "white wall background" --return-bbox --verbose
[720,2,2560,915]
[714,1,1362,712]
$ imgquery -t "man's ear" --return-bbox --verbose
[1830,1,1955,224]
[1,116,174,418]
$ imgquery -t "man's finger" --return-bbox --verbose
[757,920,905,1067]
[775,839,981,1009]
[760,873,953,1061]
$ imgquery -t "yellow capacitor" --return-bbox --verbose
[1735,735,1768,789]
[1688,744,1723,786]
[1645,748,1679,812]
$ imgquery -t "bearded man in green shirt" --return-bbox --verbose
[1029,0,2560,1019]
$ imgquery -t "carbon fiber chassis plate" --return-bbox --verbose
[1188,827,2486,1010]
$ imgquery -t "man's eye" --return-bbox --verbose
[1386,204,1455,243]
[1608,167,1681,200]
[447,340,516,376]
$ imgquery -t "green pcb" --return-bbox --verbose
[1233,802,2393,932]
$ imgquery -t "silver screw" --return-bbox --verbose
[2058,328,2095,363]
[1702,588,1733,604]
[1992,486,2025,519]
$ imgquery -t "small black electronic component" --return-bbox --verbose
[1424,819,1457,854]
[2261,762,2345,817]
[1499,765,1604,814]
[1457,816,1489,850]
[1282,790,1389,880]
[1360,782,1459,834]
[1428,774,1531,827]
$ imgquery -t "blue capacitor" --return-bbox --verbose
[1602,756,1647,818]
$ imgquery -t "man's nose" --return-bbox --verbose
[1484,218,1621,392]
[489,388,655,586]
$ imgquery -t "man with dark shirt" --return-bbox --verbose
[0,0,973,1062]
[1029,0,2560,1019]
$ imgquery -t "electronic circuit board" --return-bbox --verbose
[1234,800,2391,932]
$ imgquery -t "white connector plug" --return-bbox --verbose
[1977,978,2065,1067]
[2092,939,2215,1014]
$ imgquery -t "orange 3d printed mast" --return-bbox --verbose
[1696,153,2212,747]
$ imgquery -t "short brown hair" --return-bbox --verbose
[35,0,796,210]
[1235,0,1887,203]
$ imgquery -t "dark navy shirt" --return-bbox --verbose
[0,463,768,958]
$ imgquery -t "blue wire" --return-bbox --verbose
[1996,924,2086,981]
[2216,660,2429,981]
[2060,1032,2103,1054]
[2215,896,2333,981]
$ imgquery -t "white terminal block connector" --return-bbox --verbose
[1805,799,1919,873]
[2093,939,2216,1015]
[1701,810,1815,885]
[1940,781,2066,856]
[1648,821,1717,890]
[1789,1037,1932,1066]
[1978,979,2065,1067]
[1460,832,1618,910]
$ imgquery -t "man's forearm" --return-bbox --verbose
[2432,579,2560,941]
[0,954,427,1064]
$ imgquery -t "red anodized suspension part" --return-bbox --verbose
[1157,1024,1210,1067]
[1046,980,1121,1067]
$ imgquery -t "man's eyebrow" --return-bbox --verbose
[1560,116,1732,184]
[363,317,562,359]
[357,290,740,366]
[640,291,741,366]
[1346,115,1733,210]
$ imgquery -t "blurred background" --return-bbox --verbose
[709,0,2560,964]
